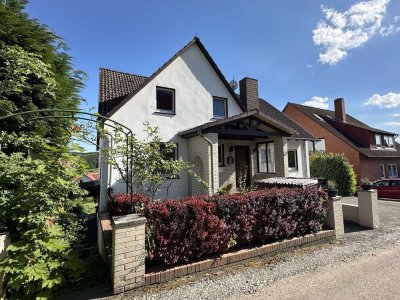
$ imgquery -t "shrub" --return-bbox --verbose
[310,152,357,196]
[0,134,86,298]
[108,193,150,216]
[145,198,231,265]
[108,187,327,266]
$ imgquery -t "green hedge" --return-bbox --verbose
[310,152,357,196]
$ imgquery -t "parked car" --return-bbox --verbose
[373,179,400,199]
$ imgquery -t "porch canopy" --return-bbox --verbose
[178,110,298,139]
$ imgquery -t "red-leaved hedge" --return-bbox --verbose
[108,187,327,266]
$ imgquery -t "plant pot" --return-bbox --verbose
[325,188,338,197]
[361,184,372,191]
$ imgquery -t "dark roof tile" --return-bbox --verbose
[258,99,316,140]
[98,68,148,115]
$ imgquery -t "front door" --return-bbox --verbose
[235,146,250,188]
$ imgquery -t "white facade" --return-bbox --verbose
[99,41,312,208]
[103,43,242,200]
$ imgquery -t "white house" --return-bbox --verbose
[98,37,317,210]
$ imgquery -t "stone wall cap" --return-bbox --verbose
[112,213,146,228]
[328,196,342,201]
[358,189,377,193]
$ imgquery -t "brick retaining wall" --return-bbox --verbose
[144,230,335,285]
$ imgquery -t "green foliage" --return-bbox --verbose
[360,177,372,185]
[217,183,233,195]
[0,133,87,298]
[310,152,357,196]
[326,180,337,190]
[76,152,98,170]
[98,122,207,200]
[0,1,85,139]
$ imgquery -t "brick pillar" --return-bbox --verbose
[324,196,344,238]
[358,190,379,229]
[111,214,146,294]
[0,232,10,297]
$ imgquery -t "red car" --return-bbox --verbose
[373,179,400,199]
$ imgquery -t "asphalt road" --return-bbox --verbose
[234,244,400,300]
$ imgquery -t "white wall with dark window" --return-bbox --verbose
[213,97,227,119]
[288,150,297,170]
[109,42,242,199]
[156,87,175,114]
[287,139,308,178]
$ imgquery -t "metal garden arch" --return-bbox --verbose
[0,109,134,201]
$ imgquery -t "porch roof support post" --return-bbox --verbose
[198,130,217,195]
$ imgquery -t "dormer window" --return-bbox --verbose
[156,87,175,114]
[384,136,394,149]
[213,97,227,119]
[375,134,382,148]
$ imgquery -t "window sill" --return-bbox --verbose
[256,172,276,175]
[154,110,175,116]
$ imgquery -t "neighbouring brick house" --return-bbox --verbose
[284,99,400,182]
[97,37,317,208]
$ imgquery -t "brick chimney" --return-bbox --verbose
[334,98,346,122]
[239,77,259,111]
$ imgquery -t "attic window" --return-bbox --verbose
[384,136,394,149]
[213,97,227,119]
[313,114,325,122]
[375,134,382,148]
[156,87,175,114]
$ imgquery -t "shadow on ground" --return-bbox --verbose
[56,285,112,300]
[344,221,370,234]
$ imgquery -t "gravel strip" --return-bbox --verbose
[112,226,400,300]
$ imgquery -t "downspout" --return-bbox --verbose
[197,129,215,195]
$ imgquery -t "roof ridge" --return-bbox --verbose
[105,36,246,117]
[99,67,148,79]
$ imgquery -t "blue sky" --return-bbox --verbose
[26,0,400,134]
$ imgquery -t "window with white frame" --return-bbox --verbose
[213,97,227,119]
[156,87,175,114]
[218,144,225,167]
[375,134,382,148]
[257,142,275,173]
[379,164,385,179]
[288,150,298,170]
[388,164,398,178]
[384,136,394,149]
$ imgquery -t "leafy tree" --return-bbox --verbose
[0,0,85,139]
[95,122,207,200]
[0,133,87,298]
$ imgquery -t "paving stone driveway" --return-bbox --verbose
[342,197,400,227]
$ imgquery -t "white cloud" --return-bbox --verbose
[306,64,314,68]
[384,122,400,126]
[313,0,400,65]
[392,113,400,117]
[364,92,400,108]
[303,96,329,109]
